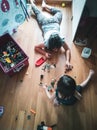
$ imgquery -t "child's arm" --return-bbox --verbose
[74,90,82,100]
[34,43,51,59]
[62,42,73,72]
[43,84,56,99]
[43,85,60,106]
[80,69,94,88]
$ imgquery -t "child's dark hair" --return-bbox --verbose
[48,33,63,51]
[57,75,76,97]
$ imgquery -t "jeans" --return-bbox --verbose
[31,4,62,34]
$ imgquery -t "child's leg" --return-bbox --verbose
[28,0,35,3]
[80,69,94,88]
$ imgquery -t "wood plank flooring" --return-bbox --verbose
[0,4,97,130]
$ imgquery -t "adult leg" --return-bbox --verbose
[42,0,52,12]
[30,0,47,25]
[80,69,94,88]
[42,0,63,24]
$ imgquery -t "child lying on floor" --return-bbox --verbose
[30,0,73,73]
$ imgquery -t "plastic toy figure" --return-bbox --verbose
[0,106,4,117]
[37,121,56,130]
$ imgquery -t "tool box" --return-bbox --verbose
[0,33,29,76]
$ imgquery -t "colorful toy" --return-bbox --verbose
[46,63,51,72]
[39,69,45,86]
[0,41,24,70]
[40,74,44,81]
[51,79,56,88]
[39,74,44,86]
[35,57,46,67]
[43,83,55,99]
[61,2,65,7]
[81,47,92,58]
[0,106,4,117]
[37,121,56,130]
[42,64,46,71]
[30,108,36,115]
[42,63,56,73]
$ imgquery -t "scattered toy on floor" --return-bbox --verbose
[43,83,55,99]
[0,40,24,71]
[27,115,31,120]
[39,69,44,86]
[37,121,57,130]
[61,2,66,7]
[30,108,36,115]
[50,78,56,88]
[15,115,18,121]
[39,63,56,86]
[35,57,46,67]
[42,63,56,73]
[0,106,4,117]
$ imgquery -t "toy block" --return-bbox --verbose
[30,108,36,115]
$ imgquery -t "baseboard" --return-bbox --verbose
[35,0,72,6]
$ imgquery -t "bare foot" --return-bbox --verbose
[42,0,46,10]
[29,0,35,5]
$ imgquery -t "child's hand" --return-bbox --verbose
[65,61,73,73]
[45,52,52,59]
[89,69,94,76]
[53,98,60,106]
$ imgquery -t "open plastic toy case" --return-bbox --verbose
[81,47,92,58]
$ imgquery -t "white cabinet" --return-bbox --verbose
[72,0,86,41]
[72,0,97,43]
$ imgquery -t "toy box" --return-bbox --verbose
[0,33,29,76]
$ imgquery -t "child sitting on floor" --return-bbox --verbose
[44,69,94,105]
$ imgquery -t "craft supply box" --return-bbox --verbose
[0,33,29,76]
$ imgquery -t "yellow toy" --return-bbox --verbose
[5,57,11,63]
[61,2,65,7]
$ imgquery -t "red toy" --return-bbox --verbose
[35,57,46,67]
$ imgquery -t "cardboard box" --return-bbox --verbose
[0,33,29,76]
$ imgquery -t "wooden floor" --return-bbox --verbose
[0,4,97,130]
